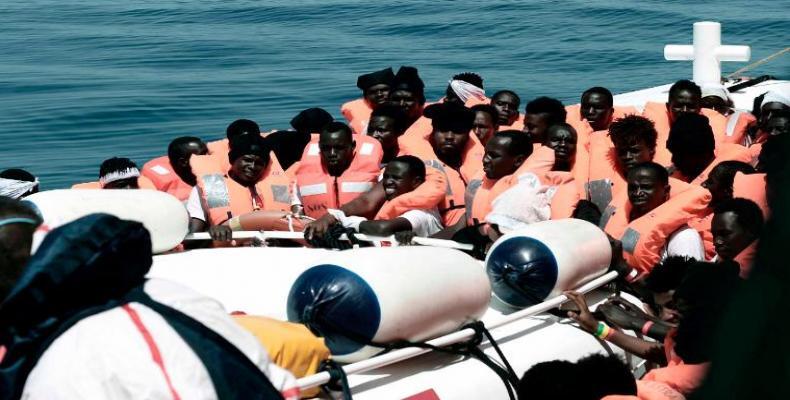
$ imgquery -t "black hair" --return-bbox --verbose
[452,72,484,89]
[471,104,499,124]
[545,123,578,142]
[757,130,790,175]
[581,86,614,107]
[228,134,270,163]
[575,353,638,398]
[320,121,354,142]
[266,130,311,170]
[491,90,521,107]
[666,113,715,154]
[713,197,764,237]
[525,96,567,125]
[99,157,138,178]
[517,360,581,400]
[290,108,333,134]
[668,79,702,100]
[645,255,696,293]
[389,155,426,180]
[167,136,204,164]
[708,160,755,189]
[371,104,409,134]
[225,119,261,139]
[571,200,602,225]
[392,66,426,105]
[0,169,36,183]
[609,115,658,151]
[627,161,669,186]
[494,129,534,158]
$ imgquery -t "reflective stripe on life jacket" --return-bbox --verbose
[193,153,291,226]
[142,156,194,201]
[642,102,728,167]
[601,181,708,274]
[341,98,374,135]
[295,135,382,219]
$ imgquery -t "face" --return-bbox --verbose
[382,161,422,200]
[319,131,355,177]
[615,140,655,173]
[581,93,614,131]
[429,127,469,161]
[759,102,789,131]
[0,223,36,300]
[230,154,267,186]
[627,168,669,217]
[472,111,496,145]
[700,96,730,115]
[390,90,420,120]
[492,93,519,125]
[483,137,522,180]
[103,178,140,189]
[711,211,755,261]
[763,115,789,137]
[545,126,577,167]
[368,116,399,152]
[701,170,731,208]
[364,84,391,107]
[651,290,680,323]
[524,113,549,142]
[667,89,701,121]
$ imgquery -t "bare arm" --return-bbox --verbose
[340,181,386,219]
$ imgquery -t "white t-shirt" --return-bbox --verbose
[660,225,705,261]
[186,186,206,221]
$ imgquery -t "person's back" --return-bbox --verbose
[142,136,208,201]
[1,214,297,399]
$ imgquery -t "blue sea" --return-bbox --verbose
[2,0,788,189]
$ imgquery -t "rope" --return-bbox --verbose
[305,223,368,250]
[727,47,789,79]
[319,359,352,400]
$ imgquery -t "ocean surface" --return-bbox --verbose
[2,0,788,189]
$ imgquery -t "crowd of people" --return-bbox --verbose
[1,65,789,399]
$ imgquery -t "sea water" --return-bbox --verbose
[1,0,788,188]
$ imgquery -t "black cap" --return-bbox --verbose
[424,102,475,133]
[667,113,715,154]
[392,66,426,103]
[229,134,270,162]
[356,67,395,91]
[290,108,333,134]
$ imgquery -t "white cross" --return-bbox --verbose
[664,21,751,86]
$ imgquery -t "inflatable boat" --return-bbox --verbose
[23,21,788,399]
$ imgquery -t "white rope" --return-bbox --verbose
[727,47,789,79]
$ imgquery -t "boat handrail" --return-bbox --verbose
[183,230,475,251]
[295,270,619,390]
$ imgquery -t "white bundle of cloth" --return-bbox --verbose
[0,177,39,199]
[448,79,486,104]
[485,182,552,233]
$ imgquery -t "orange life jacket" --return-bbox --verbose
[546,173,580,219]
[722,110,756,144]
[601,181,709,274]
[141,156,194,201]
[71,176,156,190]
[585,131,626,211]
[733,172,768,217]
[670,143,753,185]
[499,115,524,131]
[641,102,728,167]
[341,98,374,135]
[294,135,383,219]
[193,153,291,226]
[464,173,518,227]
[374,166,447,221]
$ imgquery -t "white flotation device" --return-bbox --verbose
[286,246,491,363]
[485,218,611,309]
[24,189,188,253]
[148,247,336,319]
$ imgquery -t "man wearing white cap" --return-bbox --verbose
[700,83,756,146]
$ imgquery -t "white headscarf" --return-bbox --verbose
[0,177,39,199]
[701,84,730,102]
[99,167,140,187]
[448,79,486,104]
